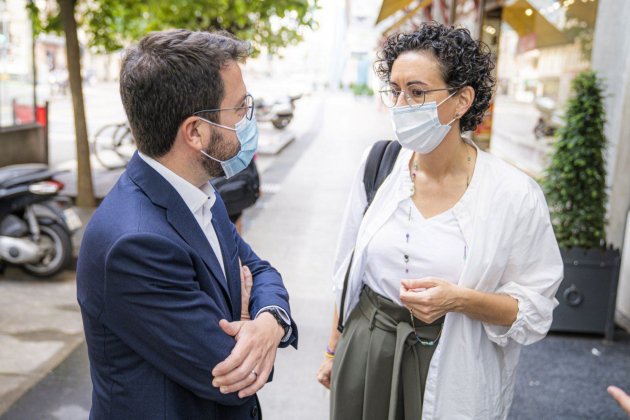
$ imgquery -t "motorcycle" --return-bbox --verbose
[254,94,302,130]
[0,164,81,277]
[533,97,563,140]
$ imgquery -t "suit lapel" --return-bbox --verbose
[211,208,241,321]
[126,153,233,311]
[165,206,231,296]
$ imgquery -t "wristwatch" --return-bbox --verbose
[260,308,291,339]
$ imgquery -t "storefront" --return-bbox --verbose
[488,0,599,176]
[375,0,599,176]
[0,0,48,166]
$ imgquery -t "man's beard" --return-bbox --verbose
[200,128,240,178]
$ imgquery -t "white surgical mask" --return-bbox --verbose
[390,91,458,154]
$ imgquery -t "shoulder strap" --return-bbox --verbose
[337,140,401,333]
[363,140,402,208]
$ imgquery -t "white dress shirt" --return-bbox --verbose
[139,153,292,341]
[333,140,563,419]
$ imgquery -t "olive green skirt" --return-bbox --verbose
[331,287,444,420]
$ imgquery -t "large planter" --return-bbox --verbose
[550,247,621,341]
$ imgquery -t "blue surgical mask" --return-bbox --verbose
[197,114,258,178]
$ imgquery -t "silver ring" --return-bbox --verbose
[251,370,258,379]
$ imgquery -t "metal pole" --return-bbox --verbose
[476,0,486,40]
[450,0,457,26]
[32,13,37,123]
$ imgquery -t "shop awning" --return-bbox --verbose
[376,0,416,24]
[503,0,567,48]
[381,0,433,34]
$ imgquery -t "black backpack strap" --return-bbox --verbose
[363,140,402,208]
[336,250,354,333]
[337,140,402,333]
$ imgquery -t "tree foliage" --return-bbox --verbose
[542,71,608,249]
[26,0,316,205]
[29,0,317,55]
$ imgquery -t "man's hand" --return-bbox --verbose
[240,262,252,320]
[608,385,630,416]
[212,313,284,398]
[399,277,461,324]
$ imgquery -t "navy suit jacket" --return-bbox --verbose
[77,153,297,420]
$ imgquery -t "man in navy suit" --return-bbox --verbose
[77,29,297,419]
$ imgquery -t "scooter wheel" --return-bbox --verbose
[22,222,72,278]
[272,117,292,129]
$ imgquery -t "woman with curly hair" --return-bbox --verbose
[317,22,563,419]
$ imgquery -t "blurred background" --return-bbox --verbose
[0,0,629,419]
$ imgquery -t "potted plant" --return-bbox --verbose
[542,70,621,341]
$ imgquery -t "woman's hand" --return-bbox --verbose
[240,261,253,320]
[399,277,462,324]
[317,357,334,389]
[400,277,519,327]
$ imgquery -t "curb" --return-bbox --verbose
[0,334,85,417]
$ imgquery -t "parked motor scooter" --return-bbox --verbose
[0,164,81,277]
[254,94,302,130]
[533,96,563,140]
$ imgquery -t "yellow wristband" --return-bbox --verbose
[324,351,335,359]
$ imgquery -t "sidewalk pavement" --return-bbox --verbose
[0,207,93,416]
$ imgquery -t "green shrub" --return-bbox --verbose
[350,83,374,96]
[542,71,608,249]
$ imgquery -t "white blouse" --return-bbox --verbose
[332,140,563,420]
[364,198,466,305]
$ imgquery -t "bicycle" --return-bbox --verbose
[92,122,136,170]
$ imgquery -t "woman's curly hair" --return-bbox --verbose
[375,22,496,132]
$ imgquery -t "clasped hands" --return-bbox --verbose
[316,276,461,391]
[212,263,285,399]
[400,277,462,324]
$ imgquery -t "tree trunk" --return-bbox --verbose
[59,0,96,207]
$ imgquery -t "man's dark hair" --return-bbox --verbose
[375,22,496,132]
[119,30,250,158]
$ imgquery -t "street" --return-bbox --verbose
[1,89,629,419]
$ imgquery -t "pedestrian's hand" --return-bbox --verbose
[317,357,334,389]
[240,261,253,320]
[212,313,284,398]
[608,385,630,416]
[399,277,460,324]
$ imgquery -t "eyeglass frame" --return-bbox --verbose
[379,85,462,108]
[192,93,255,131]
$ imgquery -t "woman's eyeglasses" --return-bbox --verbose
[379,85,457,108]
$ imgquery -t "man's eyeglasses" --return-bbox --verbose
[379,85,458,108]
[193,93,255,121]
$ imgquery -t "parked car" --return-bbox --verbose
[210,157,261,227]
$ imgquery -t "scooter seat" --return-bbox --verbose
[0,164,50,188]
